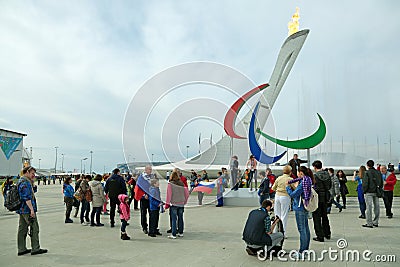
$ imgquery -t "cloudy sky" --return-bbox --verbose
[1,0,399,173]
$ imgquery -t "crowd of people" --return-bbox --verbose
[4,155,397,258]
[242,157,398,259]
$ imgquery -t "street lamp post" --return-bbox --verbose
[61,154,65,172]
[81,157,88,174]
[38,158,41,169]
[151,153,154,163]
[186,145,190,159]
[90,151,93,174]
[54,146,59,174]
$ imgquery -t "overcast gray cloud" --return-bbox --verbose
[1,0,399,172]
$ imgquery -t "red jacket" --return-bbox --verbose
[384,172,397,191]
[180,175,188,188]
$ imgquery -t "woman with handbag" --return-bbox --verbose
[79,175,92,225]
[89,174,106,226]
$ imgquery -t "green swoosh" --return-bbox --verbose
[256,113,326,149]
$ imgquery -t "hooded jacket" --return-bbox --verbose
[90,180,106,208]
[313,170,331,203]
[118,194,130,221]
[329,174,340,198]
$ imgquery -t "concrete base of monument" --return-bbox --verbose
[223,188,260,207]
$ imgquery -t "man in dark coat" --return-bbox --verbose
[104,168,127,227]
[311,160,331,242]
[242,200,283,257]
[288,154,307,178]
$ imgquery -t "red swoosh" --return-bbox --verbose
[224,83,269,139]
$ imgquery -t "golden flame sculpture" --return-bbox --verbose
[288,7,300,36]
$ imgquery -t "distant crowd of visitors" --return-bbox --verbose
[2,155,397,258]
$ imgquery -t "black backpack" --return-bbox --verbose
[5,183,21,211]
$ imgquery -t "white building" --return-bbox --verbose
[0,128,28,177]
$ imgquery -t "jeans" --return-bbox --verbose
[170,206,184,236]
[217,193,223,206]
[357,184,366,216]
[121,219,127,232]
[365,193,380,226]
[295,210,310,253]
[91,206,102,225]
[274,195,290,233]
[383,191,393,216]
[80,199,90,223]
[312,201,331,239]
[109,197,120,225]
[140,198,150,230]
[327,198,343,213]
[336,193,346,207]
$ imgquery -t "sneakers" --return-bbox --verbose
[177,233,184,237]
[65,218,73,223]
[148,233,157,237]
[31,249,48,255]
[168,235,176,239]
[156,231,162,236]
[167,229,172,233]
[81,222,89,226]
[110,222,115,228]
[96,223,104,227]
[359,215,366,219]
[143,229,148,234]
[362,224,373,228]
[245,247,257,256]
[17,249,31,256]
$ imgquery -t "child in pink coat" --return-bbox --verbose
[118,194,131,240]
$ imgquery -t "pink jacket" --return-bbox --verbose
[118,194,130,221]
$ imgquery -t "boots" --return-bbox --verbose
[121,232,131,240]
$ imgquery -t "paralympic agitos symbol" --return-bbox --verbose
[223,30,327,164]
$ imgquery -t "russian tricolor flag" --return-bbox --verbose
[134,174,151,201]
[192,181,215,194]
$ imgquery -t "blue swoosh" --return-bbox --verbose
[248,102,286,164]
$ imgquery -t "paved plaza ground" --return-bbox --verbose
[0,181,399,267]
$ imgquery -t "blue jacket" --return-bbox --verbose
[17,177,37,214]
[63,183,74,198]
[286,183,305,212]
[149,186,161,211]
